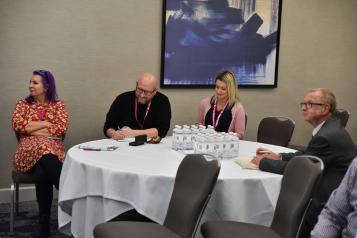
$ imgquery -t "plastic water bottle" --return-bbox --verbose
[175,128,183,151]
[215,135,224,159]
[206,133,216,157]
[191,128,198,149]
[171,125,182,150]
[223,133,238,158]
[232,135,240,157]
[221,134,230,159]
[198,125,206,134]
[182,126,192,150]
[207,125,215,134]
[194,133,203,154]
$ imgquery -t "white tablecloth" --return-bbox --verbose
[58,137,295,238]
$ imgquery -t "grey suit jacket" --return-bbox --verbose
[259,116,356,203]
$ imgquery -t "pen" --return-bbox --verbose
[257,150,270,154]
[82,148,101,151]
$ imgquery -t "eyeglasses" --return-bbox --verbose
[300,102,326,109]
[136,86,156,96]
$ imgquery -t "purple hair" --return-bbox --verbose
[26,70,59,103]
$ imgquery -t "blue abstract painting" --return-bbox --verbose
[161,0,281,87]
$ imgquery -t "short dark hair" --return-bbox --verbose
[26,70,58,103]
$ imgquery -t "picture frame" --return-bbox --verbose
[160,0,282,88]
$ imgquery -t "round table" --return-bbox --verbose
[58,137,295,238]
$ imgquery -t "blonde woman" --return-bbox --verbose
[197,70,245,138]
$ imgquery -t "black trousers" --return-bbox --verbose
[29,154,62,231]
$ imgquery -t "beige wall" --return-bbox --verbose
[0,0,356,188]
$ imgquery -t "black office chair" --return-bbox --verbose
[201,155,323,238]
[93,154,221,238]
[257,116,295,147]
[9,132,65,233]
[332,108,350,127]
[10,170,37,233]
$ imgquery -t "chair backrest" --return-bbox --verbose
[257,116,295,147]
[163,154,221,238]
[332,109,350,127]
[271,155,323,238]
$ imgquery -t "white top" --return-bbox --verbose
[58,137,296,238]
[312,120,326,136]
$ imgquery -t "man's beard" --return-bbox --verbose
[137,98,148,104]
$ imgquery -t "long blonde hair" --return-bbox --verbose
[213,70,239,107]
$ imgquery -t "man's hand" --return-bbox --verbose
[120,126,136,138]
[251,156,264,166]
[111,130,126,140]
[256,148,281,160]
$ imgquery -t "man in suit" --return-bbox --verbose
[252,88,356,237]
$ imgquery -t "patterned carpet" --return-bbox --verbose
[0,200,70,238]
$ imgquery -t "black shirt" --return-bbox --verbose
[205,104,233,133]
[103,91,171,137]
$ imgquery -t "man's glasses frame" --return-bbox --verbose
[136,86,156,96]
[300,102,327,109]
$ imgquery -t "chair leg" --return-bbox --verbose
[15,183,19,215]
[10,183,15,233]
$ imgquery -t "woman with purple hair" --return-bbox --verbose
[12,70,69,238]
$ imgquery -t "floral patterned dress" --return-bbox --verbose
[12,99,69,172]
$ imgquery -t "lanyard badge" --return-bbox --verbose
[212,99,228,129]
[134,97,151,128]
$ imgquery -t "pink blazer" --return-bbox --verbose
[197,97,245,139]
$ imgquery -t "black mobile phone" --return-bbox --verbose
[129,135,147,146]
[129,141,145,146]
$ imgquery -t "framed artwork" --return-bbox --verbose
[160,0,282,88]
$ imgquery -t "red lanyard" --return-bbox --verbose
[135,97,151,128]
[212,99,228,129]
